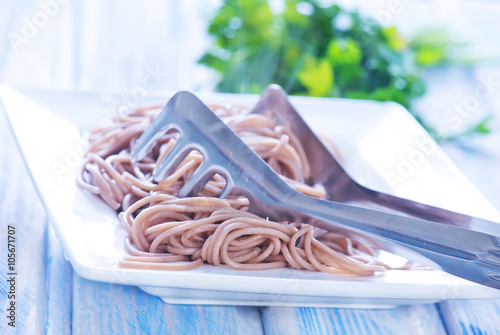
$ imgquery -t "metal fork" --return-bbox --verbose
[131,88,500,289]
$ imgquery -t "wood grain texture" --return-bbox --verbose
[72,274,264,335]
[2,61,500,334]
[261,305,447,335]
[0,110,48,334]
[45,226,73,335]
[439,300,500,335]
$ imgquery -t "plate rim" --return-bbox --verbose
[3,86,500,305]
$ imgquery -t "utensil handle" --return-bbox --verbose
[283,192,500,289]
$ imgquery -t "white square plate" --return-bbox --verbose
[3,86,500,308]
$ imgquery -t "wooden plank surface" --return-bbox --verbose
[72,275,263,335]
[439,300,500,335]
[261,305,447,335]
[45,226,73,335]
[2,0,500,332]
[0,110,50,334]
[2,63,500,334]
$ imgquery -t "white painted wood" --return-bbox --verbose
[45,226,72,335]
[262,305,447,335]
[72,274,263,335]
[439,300,500,335]
[2,2,500,332]
[0,111,48,334]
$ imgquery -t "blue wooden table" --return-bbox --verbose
[1,68,500,335]
[1,0,500,331]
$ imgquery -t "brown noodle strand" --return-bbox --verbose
[78,102,423,276]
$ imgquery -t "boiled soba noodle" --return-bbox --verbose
[77,102,401,276]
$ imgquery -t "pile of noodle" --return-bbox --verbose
[77,103,408,276]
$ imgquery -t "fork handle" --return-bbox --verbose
[273,191,500,289]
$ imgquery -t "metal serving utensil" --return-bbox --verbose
[131,87,500,290]
[251,86,500,233]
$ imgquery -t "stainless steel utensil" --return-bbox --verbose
[131,86,500,289]
[251,86,500,233]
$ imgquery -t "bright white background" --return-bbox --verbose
[0,0,220,91]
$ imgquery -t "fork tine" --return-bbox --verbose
[153,137,193,182]
[178,162,215,198]
[219,181,234,199]
[131,123,167,162]
[131,93,183,162]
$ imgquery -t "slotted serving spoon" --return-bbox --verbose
[131,86,500,290]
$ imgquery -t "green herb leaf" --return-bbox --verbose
[297,56,333,97]
[199,0,476,141]
[326,38,362,67]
